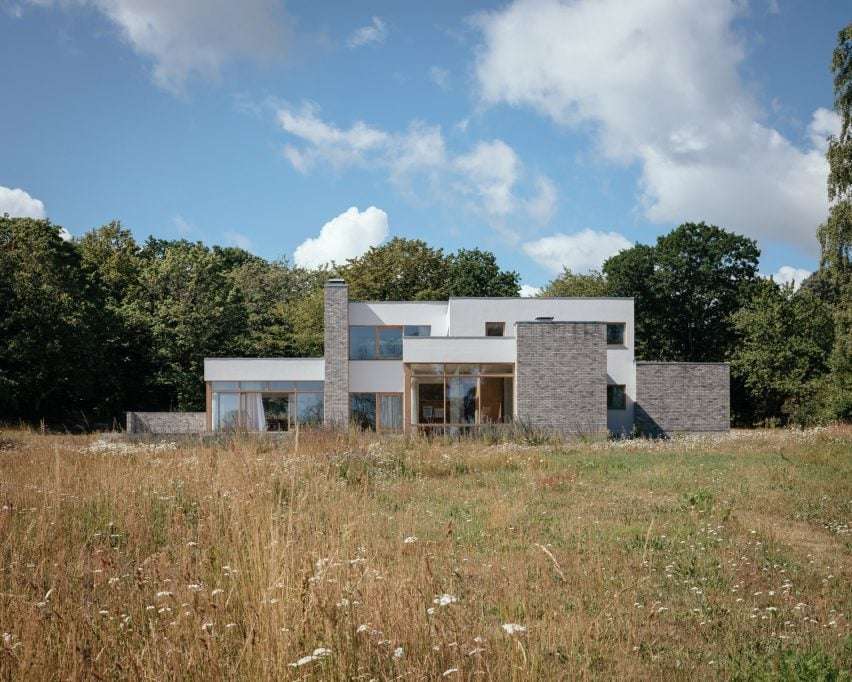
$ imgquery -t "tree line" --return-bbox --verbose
[2,25,849,430]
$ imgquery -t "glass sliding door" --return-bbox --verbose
[447,376,477,424]
[351,393,377,430]
[480,377,513,424]
[409,364,514,431]
[262,395,291,431]
[379,394,402,430]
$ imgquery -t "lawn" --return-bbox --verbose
[0,427,850,680]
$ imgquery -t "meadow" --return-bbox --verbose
[0,427,850,680]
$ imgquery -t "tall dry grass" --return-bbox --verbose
[0,427,850,680]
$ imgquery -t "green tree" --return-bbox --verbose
[125,239,247,410]
[0,217,100,424]
[444,248,520,297]
[339,238,448,300]
[540,268,611,297]
[731,280,834,426]
[228,258,329,357]
[815,23,852,419]
[605,223,760,362]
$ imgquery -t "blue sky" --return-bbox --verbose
[1,0,847,292]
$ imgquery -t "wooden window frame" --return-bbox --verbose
[349,325,404,360]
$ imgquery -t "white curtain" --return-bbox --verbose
[255,393,266,431]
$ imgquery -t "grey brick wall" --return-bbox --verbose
[323,279,349,427]
[635,362,730,436]
[126,412,206,434]
[515,321,608,438]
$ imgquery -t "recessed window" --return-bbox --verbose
[485,322,505,337]
[606,323,625,346]
[607,384,626,410]
[350,392,402,431]
[349,326,403,360]
[350,393,377,430]
[404,325,431,337]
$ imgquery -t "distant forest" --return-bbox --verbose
[1,27,850,431]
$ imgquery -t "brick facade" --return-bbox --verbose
[323,279,349,426]
[515,321,607,438]
[126,412,207,434]
[635,362,730,436]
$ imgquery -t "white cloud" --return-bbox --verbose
[768,265,811,291]
[277,102,389,171]
[454,140,519,217]
[293,206,389,268]
[173,214,195,237]
[0,185,46,218]
[58,227,73,241]
[224,230,253,251]
[808,107,841,153]
[429,66,450,91]
[522,229,632,274]
[347,16,388,48]
[526,175,557,223]
[519,284,541,297]
[32,0,290,93]
[474,0,832,251]
[276,103,555,234]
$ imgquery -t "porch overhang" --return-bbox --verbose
[402,336,516,364]
[204,358,325,382]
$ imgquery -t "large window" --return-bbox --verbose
[212,382,323,431]
[607,384,626,410]
[349,326,404,360]
[350,392,403,431]
[404,325,431,337]
[409,363,514,430]
[606,323,625,346]
[350,393,376,430]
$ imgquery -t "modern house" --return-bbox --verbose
[198,279,730,437]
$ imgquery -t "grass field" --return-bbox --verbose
[0,427,850,680]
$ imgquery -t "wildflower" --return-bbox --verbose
[289,648,331,667]
[427,607,436,615]
[393,647,404,659]
[201,622,213,633]
[501,623,527,635]
[433,594,457,607]
[156,591,173,599]
[403,536,418,544]
[211,588,224,596]
[187,583,203,592]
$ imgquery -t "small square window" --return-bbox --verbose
[607,384,626,410]
[606,323,625,345]
[485,322,505,337]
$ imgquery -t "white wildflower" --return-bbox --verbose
[393,646,404,658]
[403,536,418,544]
[289,648,331,667]
[501,623,527,635]
[433,594,457,607]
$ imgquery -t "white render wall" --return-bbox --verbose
[349,360,404,393]
[204,358,324,382]
[349,301,449,334]
[402,337,516,364]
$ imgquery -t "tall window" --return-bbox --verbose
[606,323,625,346]
[485,322,505,337]
[350,393,376,430]
[607,384,626,410]
[349,326,404,360]
[350,392,402,430]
